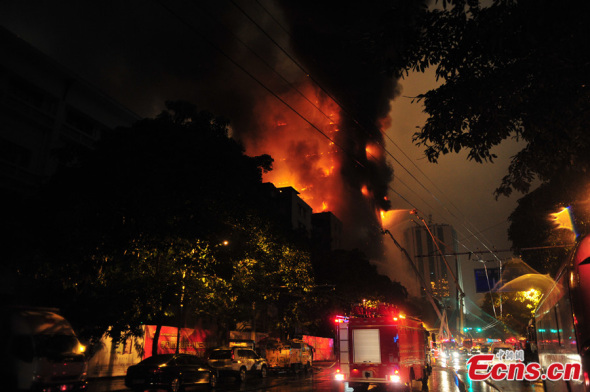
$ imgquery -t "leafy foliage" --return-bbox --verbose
[404,0,590,197]
[481,289,542,336]
[5,101,314,343]
[307,248,408,336]
[508,171,590,274]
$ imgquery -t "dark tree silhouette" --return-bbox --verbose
[402,0,590,198]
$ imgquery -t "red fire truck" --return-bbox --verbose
[334,303,430,391]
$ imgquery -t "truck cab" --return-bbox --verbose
[2,308,88,391]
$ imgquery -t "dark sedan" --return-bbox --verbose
[125,354,217,392]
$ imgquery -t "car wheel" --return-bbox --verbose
[169,377,181,392]
[238,367,247,383]
[260,365,267,378]
[209,372,217,389]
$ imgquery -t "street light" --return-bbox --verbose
[176,269,186,355]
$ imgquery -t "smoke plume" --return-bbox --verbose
[1,0,426,257]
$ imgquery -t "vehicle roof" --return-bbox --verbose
[490,343,513,348]
[140,354,204,364]
[10,310,76,336]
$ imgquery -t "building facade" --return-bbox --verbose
[0,27,138,197]
[260,183,313,238]
[312,211,343,252]
[405,223,464,329]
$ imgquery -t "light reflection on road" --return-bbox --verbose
[87,360,543,392]
[434,352,544,392]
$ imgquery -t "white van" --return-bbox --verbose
[2,308,88,391]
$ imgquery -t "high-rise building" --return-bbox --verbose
[260,183,313,238]
[0,27,138,196]
[405,223,464,329]
[312,211,343,252]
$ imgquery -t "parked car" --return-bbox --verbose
[125,354,216,392]
[207,347,268,382]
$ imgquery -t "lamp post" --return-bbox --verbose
[175,269,186,355]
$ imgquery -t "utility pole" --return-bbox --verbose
[176,269,186,355]
[410,210,466,337]
[381,229,452,340]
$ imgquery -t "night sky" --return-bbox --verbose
[1,0,520,273]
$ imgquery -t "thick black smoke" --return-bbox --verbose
[277,0,426,255]
[0,0,426,257]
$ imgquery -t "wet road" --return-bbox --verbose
[87,359,543,392]
[436,353,544,392]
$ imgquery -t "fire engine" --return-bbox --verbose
[334,303,430,391]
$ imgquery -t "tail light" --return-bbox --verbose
[151,367,162,374]
[389,367,400,382]
[334,368,345,381]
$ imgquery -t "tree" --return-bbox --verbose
[222,215,315,337]
[508,170,590,274]
[4,101,316,346]
[480,289,542,336]
[307,249,409,336]
[403,0,590,198]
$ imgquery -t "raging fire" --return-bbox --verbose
[239,78,394,256]
[361,185,369,197]
[243,82,343,213]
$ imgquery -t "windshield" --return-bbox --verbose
[33,335,79,357]
[209,350,231,360]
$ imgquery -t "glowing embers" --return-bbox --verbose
[361,185,369,197]
[365,143,381,160]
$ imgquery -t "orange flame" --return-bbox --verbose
[361,185,369,197]
[243,81,343,213]
[365,143,381,160]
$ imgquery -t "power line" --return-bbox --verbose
[245,0,509,261]
[155,0,368,173]
[175,0,508,263]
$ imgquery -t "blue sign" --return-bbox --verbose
[474,268,500,293]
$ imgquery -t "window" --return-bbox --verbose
[0,137,32,168]
[8,75,58,115]
[209,350,231,360]
[65,107,97,137]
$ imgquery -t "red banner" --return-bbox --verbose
[144,325,212,359]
